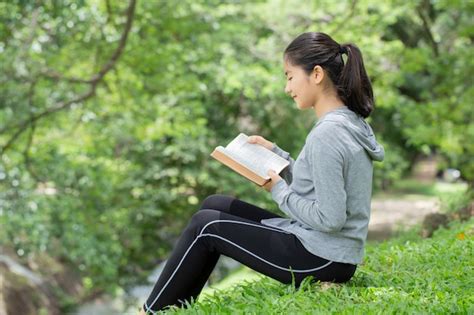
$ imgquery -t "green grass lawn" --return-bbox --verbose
[160,217,473,314]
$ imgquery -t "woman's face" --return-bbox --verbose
[283,59,319,110]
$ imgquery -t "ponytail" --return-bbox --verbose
[338,43,374,118]
[284,32,375,118]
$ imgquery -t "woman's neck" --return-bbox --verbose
[313,93,346,119]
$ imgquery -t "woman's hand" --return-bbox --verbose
[262,170,283,192]
[247,135,275,151]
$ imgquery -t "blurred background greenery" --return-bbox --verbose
[0,0,472,314]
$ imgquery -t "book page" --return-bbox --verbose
[215,146,264,177]
[225,133,289,179]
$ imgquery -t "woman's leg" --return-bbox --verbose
[143,209,356,314]
[198,194,283,221]
[183,194,282,299]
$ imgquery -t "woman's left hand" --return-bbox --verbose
[262,170,283,192]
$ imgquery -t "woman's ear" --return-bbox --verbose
[311,65,324,85]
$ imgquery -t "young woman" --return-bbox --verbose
[138,31,384,314]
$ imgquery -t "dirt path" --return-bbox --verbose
[368,195,440,241]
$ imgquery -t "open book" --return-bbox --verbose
[210,133,290,186]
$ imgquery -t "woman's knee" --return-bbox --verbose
[182,209,221,239]
[199,194,235,212]
[189,209,221,230]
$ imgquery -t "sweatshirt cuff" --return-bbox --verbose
[271,143,290,160]
[270,179,290,203]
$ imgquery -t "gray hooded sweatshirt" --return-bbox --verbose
[261,106,385,265]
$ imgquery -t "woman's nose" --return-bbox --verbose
[284,82,291,96]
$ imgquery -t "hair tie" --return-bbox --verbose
[339,46,346,54]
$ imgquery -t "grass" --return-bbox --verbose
[374,178,468,200]
[373,178,468,199]
[158,217,474,314]
[198,266,262,301]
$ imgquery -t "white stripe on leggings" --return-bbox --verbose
[145,219,333,313]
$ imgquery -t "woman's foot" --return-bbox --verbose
[137,306,147,315]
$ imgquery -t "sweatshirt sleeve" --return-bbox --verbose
[270,123,347,233]
[270,143,295,184]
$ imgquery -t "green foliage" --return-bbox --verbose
[373,139,410,192]
[166,217,474,314]
[439,187,473,215]
[390,0,474,186]
[0,0,472,305]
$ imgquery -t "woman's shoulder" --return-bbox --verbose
[305,119,360,160]
[308,120,349,143]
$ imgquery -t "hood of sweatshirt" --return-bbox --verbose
[314,106,385,162]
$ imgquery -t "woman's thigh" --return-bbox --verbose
[199,194,282,222]
[189,209,351,286]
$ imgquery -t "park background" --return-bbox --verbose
[0,0,472,314]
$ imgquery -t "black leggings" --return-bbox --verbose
[143,194,357,313]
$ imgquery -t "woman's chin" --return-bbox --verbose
[295,102,310,110]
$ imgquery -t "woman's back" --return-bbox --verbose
[261,106,384,264]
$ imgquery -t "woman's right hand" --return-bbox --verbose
[247,135,275,151]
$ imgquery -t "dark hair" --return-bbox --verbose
[284,32,374,118]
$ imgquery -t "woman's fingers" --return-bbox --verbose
[248,135,262,143]
[248,135,273,150]
[248,135,265,144]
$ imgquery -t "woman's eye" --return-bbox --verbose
[288,77,293,81]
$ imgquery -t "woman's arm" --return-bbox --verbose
[270,143,295,184]
[270,123,347,233]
